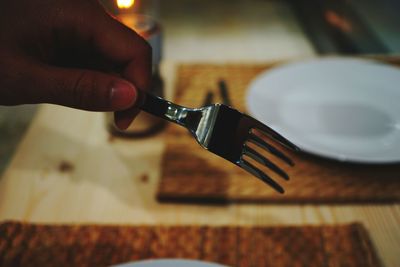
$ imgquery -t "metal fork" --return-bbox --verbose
[139,91,299,193]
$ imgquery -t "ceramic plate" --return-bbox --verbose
[114,259,227,267]
[246,57,400,163]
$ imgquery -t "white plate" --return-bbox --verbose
[246,57,400,163]
[114,259,227,267]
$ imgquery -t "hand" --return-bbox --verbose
[0,0,152,129]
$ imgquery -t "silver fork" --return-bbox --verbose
[139,91,299,193]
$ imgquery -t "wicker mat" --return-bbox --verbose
[0,221,381,267]
[157,64,400,203]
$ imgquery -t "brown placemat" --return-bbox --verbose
[0,221,381,267]
[158,63,400,203]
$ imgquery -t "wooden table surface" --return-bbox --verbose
[0,1,399,266]
[0,61,399,267]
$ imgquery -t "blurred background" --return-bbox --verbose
[1,0,399,172]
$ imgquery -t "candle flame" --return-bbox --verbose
[117,0,135,9]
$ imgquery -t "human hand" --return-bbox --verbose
[0,0,151,129]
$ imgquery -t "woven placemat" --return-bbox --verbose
[157,63,400,203]
[0,221,381,267]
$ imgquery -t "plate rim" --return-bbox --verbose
[113,259,228,267]
[246,57,400,164]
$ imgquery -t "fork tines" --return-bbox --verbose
[239,119,299,193]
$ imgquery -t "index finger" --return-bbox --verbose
[92,10,153,129]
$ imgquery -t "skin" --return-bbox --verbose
[0,0,152,129]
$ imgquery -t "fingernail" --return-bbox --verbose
[110,80,137,110]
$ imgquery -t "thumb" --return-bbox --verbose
[34,65,138,111]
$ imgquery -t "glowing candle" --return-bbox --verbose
[116,0,135,9]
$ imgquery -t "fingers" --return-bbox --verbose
[32,64,138,111]
[91,11,153,91]
[45,5,150,114]
[0,0,151,127]
[89,8,152,129]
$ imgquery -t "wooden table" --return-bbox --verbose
[0,1,399,266]
[0,61,399,267]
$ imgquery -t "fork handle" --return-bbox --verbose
[139,91,188,126]
[139,91,170,117]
